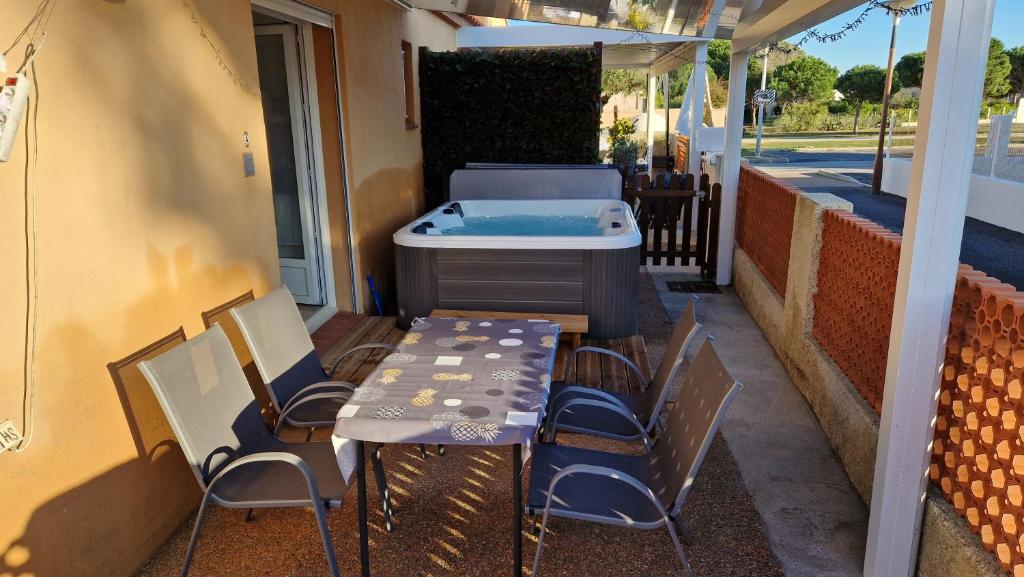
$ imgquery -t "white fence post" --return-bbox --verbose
[689,42,708,177]
[646,73,657,169]
[864,1,997,576]
[714,48,751,286]
[887,115,896,158]
[988,114,1013,178]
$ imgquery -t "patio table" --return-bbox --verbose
[332,316,561,577]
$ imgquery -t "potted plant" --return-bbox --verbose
[607,118,639,175]
[610,139,639,176]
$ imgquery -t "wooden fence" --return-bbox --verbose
[623,172,721,278]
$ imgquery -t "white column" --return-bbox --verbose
[864,2,996,576]
[715,49,751,285]
[689,42,708,176]
[646,72,657,168]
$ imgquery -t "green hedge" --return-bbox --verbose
[419,46,602,207]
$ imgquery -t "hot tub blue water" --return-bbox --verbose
[441,214,604,236]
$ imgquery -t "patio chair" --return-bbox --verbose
[528,340,742,577]
[229,286,396,436]
[200,291,280,426]
[544,298,699,443]
[138,324,392,577]
[231,286,443,458]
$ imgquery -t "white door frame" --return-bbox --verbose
[255,23,325,308]
[253,0,358,330]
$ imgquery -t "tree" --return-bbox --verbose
[1006,45,1024,103]
[836,65,900,133]
[707,39,731,79]
[894,51,926,88]
[985,38,1012,99]
[769,55,838,113]
[601,69,646,98]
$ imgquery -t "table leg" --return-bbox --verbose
[512,443,522,577]
[357,441,370,577]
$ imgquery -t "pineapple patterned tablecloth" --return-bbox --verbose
[332,316,560,481]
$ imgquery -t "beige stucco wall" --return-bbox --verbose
[0,2,456,576]
[322,2,457,311]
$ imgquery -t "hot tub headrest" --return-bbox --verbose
[447,164,622,201]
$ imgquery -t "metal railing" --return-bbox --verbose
[887,115,1024,183]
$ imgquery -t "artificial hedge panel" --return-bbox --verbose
[419,46,602,207]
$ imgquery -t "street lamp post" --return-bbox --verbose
[872,0,917,194]
[755,46,769,158]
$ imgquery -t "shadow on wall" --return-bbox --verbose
[57,0,276,264]
[0,453,199,577]
[352,164,424,313]
[0,242,267,577]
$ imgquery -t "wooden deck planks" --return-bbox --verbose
[326,317,397,382]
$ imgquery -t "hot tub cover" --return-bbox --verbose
[448,163,623,201]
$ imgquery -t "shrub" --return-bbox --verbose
[772,102,829,132]
[608,118,637,147]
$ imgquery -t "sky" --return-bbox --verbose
[791,1,1024,73]
[507,1,1024,73]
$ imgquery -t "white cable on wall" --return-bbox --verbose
[4,0,57,453]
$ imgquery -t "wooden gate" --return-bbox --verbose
[623,172,721,279]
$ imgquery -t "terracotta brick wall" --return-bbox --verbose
[735,165,798,297]
[675,134,688,173]
[811,208,1024,572]
[932,265,1024,573]
[813,211,901,414]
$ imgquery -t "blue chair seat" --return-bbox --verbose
[547,381,651,439]
[527,444,664,527]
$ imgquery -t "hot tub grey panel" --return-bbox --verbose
[396,245,639,339]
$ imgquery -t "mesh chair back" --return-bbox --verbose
[230,286,317,406]
[138,325,271,487]
[648,340,740,515]
[107,327,188,456]
[201,291,277,425]
[643,299,700,427]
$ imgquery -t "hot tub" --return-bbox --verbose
[394,198,641,339]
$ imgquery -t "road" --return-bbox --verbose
[752,151,1024,289]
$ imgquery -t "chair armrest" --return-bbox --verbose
[327,343,397,378]
[546,398,653,450]
[206,451,323,506]
[275,391,352,436]
[548,385,627,412]
[542,463,668,520]
[562,346,647,385]
[283,381,357,412]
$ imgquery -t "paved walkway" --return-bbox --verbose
[649,267,869,577]
[758,165,1024,288]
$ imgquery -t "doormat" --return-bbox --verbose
[666,280,721,294]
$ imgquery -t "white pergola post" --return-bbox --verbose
[715,49,751,285]
[688,41,709,176]
[646,72,657,168]
[864,1,996,576]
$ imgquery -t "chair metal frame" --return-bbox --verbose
[529,341,742,577]
[544,299,701,442]
[139,325,393,576]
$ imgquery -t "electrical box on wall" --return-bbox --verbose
[0,73,30,162]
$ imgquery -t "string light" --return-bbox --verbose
[769,1,932,54]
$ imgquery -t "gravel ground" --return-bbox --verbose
[137,271,783,577]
